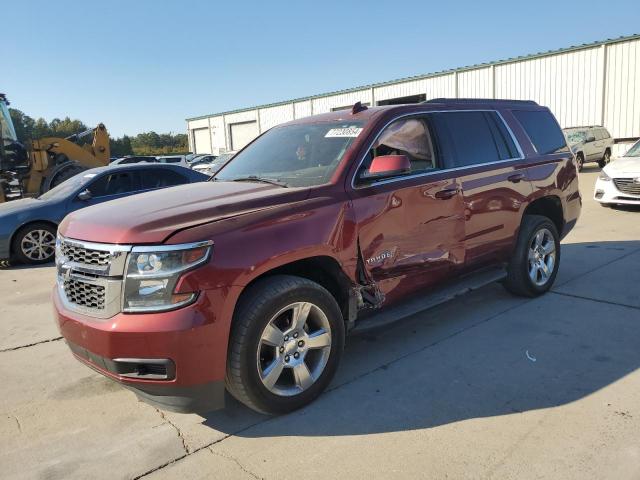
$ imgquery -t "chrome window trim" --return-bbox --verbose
[350,109,525,190]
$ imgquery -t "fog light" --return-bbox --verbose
[595,190,604,199]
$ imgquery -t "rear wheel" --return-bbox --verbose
[226,275,345,414]
[504,215,560,297]
[11,222,57,265]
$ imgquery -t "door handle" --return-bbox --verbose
[434,187,459,200]
[507,173,525,183]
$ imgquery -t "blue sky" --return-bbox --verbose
[5,0,639,138]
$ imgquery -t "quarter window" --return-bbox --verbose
[512,110,568,155]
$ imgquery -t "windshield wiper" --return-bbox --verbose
[231,176,288,187]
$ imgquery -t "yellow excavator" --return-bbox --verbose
[0,93,110,202]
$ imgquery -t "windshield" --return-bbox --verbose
[38,171,95,201]
[214,121,364,187]
[1,100,18,145]
[565,130,586,145]
[624,140,640,157]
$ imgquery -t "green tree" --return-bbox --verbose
[8,108,35,142]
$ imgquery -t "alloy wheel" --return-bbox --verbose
[20,229,56,261]
[256,301,332,396]
[527,228,556,286]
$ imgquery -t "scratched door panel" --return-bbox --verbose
[352,172,465,305]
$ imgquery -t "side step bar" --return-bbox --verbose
[351,267,507,334]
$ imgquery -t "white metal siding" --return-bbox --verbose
[192,128,211,154]
[312,90,372,114]
[294,101,312,119]
[604,38,640,139]
[188,36,640,153]
[458,68,493,98]
[259,104,294,131]
[494,47,604,128]
[424,74,456,100]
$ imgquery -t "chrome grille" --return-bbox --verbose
[63,278,106,309]
[56,236,132,319]
[613,178,640,196]
[61,242,111,266]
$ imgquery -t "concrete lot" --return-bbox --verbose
[1,168,639,479]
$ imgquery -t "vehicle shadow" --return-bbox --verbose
[200,240,640,437]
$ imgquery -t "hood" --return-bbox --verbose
[0,197,46,218]
[604,156,640,176]
[59,181,310,244]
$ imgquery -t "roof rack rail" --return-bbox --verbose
[422,98,539,106]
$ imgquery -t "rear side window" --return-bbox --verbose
[88,172,140,197]
[512,110,568,155]
[429,111,519,168]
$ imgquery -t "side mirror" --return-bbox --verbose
[586,135,596,143]
[77,189,92,201]
[363,154,411,180]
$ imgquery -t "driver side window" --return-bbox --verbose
[358,117,438,181]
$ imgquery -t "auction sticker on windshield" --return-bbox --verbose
[325,126,363,138]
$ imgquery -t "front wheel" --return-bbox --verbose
[504,215,560,297]
[598,150,611,168]
[226,275,345,414]
[11,222,57,265]
[576,153,585,172]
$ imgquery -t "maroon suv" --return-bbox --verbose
[53,99,581,414]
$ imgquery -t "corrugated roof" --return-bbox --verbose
[186,33,640,122]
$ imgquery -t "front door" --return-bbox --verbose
[349,115,466,305]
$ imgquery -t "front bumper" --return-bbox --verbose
[53,286,230,413]
[594,178,640,204]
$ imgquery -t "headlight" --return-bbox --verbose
[123,241,212,312]
[598,171,611,181]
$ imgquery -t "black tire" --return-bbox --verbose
[226,275,345,414]
[11,222,57,265]
[598,149,611,169]
[504,215,560,297]
[576,153,585,172]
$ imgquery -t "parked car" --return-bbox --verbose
[563,126,614,171]
[188,154,217,168]
[110,155,158,165]
[594,138,640,207]
[0,164,208,264]
[191,152,236,176]
[156,155,189,168]
[53,99,580,414]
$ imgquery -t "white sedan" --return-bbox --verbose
[594,140,640,206]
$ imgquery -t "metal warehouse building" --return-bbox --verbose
[186,34,640,157]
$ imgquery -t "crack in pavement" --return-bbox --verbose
[154,409,191,455]
[0,336,63,353]
[554,243,640,288]
[208,448,263,479]
[550,290,640,310]
[12,415,22,434]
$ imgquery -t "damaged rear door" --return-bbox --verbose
[348,114,465,306]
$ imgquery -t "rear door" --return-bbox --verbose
[429,110,532,268]
[350,115,466,305]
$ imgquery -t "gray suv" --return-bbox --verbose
[563,126,614,171]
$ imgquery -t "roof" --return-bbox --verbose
[186,33,640,122]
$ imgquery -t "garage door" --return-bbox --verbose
[193,128,211,154]
[230,121,258,151]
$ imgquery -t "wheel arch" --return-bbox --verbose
[523,195,564,235]
[235,255,353,325]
